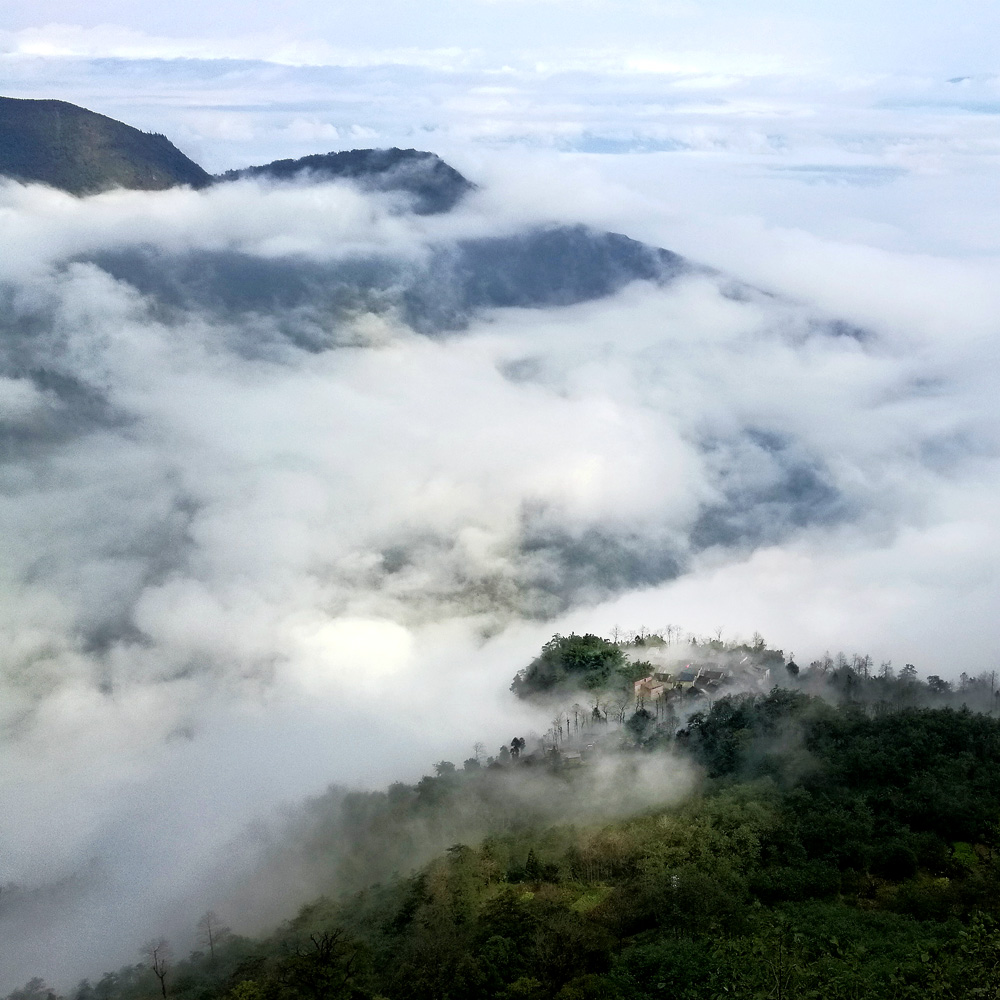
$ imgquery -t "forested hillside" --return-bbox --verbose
[215,149,474,214]
[0,97,210,194]
[8,638,1000,1000]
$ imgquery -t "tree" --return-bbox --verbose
[523,849,544,882]
[510,634,625,698]
[551,716,564,744]
[279,929,362,1000]
[625,708,654,741]
[611,690,632,725]
[196,911,229,966]
[6,979,59,1000]
[142,940,170,1000]
[229,984,266,1000]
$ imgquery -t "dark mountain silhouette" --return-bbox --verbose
[0,97,211,195]
[402,225,688,329]
[82,224,691,343]
[215,147,475,214]
[0,97,474,213]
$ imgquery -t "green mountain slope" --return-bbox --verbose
[12,691,1000,1000]
[0,97,211,195]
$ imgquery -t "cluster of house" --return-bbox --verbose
[633,662,729,701]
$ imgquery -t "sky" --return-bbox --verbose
[1,0,999,992]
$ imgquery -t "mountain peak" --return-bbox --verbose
[216,147,475,214]
[0,98,474,213]
[0,96,212,195]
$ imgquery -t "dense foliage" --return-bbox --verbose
[16,683,1000,1000]
[510,634,631,698]
[0,97,210,194]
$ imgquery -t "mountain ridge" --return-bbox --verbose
[0,97,473,213]
[0,97,212,195]
[216,147,475,214]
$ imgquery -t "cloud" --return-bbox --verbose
[4,34,999,192]
[3,23,478,70]
[1,49,1000,991]
[5,0,999,74]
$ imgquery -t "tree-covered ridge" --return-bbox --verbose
[16,684,1000,1000]
[509,630,795,701]
[0,98,473,211]
[510,634,631,699]
[0,97,211,194]
[511,629,1000,724]
[215,149,474,215]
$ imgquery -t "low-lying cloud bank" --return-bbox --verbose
[1,159,998,989]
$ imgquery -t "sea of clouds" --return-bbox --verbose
[1,1,999,988]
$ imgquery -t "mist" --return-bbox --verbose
[1,122,999,990]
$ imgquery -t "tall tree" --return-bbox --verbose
[142,940,170,1000]
[197,912,229,966]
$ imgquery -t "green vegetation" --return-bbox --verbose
[0,98,474,210]
[510,633,631,699]
[10,637,1000,1000]
[0,97,210,195]
[509,630,794,707]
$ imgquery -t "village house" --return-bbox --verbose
[633,674,669,700]
[634,663,732,699]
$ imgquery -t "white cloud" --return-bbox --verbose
[0,160,998,988]
[4,23,479,69]
[2,0,1000,988]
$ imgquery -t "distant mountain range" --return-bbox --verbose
[87,225,689,342]
[0,95,864,623]
[0,96,472,212]
[0,95,696,334]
